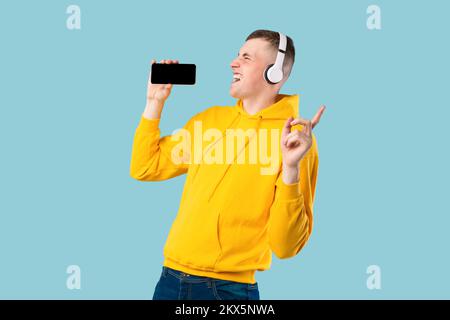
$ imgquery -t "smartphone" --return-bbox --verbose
[150,63,196,85]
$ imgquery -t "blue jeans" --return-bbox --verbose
[152,266,260,300]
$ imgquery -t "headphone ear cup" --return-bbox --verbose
[264,64,275,84]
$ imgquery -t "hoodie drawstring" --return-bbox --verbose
[207,114,263,202]
[202,112,241,158]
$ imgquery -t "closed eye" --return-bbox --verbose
[237,52,252,60]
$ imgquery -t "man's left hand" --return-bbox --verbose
[281,105,326,177]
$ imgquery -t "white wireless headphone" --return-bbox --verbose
[264,32,287,85]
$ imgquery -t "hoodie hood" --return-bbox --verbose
[219,94,300,135]
[233,94,299,120]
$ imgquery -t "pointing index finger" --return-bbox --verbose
[311,105,326,129]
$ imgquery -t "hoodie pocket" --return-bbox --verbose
[163,200,223,269]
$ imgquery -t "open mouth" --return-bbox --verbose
[232,73,242,83]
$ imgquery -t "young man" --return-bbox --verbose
[130,29,325,300]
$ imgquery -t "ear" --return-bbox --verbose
[275,77,286,91]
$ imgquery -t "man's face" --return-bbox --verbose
[229,38,277,99]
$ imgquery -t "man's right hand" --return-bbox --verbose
[147,59,179,104]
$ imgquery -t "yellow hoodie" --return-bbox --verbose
[130,94,319,284]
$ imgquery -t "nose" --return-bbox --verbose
[230,57,240,70]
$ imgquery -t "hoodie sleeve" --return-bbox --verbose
[129,114,196,181]
[268,133,319,259]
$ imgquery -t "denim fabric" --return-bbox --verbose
[152,266,260,300]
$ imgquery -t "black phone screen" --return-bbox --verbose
[150,63,196,85]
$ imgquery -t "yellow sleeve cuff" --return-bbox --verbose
[276,181,302,201]
[137,115,160,132]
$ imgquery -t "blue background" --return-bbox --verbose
[0,0,449,299]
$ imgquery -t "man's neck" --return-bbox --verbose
[242,93,278,115]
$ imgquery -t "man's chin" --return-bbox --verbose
[229,87,242,99]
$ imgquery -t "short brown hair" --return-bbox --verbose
[246,29,295,80]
